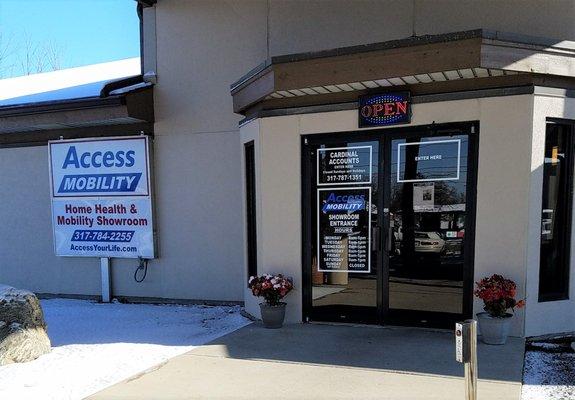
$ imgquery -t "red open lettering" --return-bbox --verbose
[395,101,408,114]
[372,104,384,117]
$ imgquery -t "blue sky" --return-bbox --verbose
[0,0,140,78]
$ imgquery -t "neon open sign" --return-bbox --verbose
[358,91,411,128]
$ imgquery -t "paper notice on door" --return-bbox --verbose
[413,182,435,212]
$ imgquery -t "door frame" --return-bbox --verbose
[301,121,479,326]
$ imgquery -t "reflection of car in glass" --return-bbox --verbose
[394,226,402,242]
[414,232,445,253]
[541,209,554,241]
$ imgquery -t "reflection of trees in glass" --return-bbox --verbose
[433,180,465,205]
[390,178,465,210]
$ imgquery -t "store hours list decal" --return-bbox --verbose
[317,187,371,273]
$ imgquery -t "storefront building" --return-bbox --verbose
[1,1,575,338]
[233,29,575,338]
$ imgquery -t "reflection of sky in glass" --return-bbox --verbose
[352,141,379,212]
[391,136,468,199]
[353,141,379,179]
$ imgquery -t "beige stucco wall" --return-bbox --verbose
[109,132,245,301]
[84,0,268,301]
[524,95,575,337]
[413,0,575,42]
[242,95,537,336]
[0,133,245,302]
[268,0,575,56]
[153,0,268,135]
[2,0,575,306]
[0,146,101,295]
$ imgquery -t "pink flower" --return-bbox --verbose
[474,274,525,316]
[247,273,294,304]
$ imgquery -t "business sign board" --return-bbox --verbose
[48,137,154,258]
[317,187,371,273]
[50,137,149,197]
[317,146,372,186]
[358,91,411,128]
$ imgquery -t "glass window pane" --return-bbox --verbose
[244,142,257,280]
[312,140,379,324]
[539,123,573,301]
[389,135,468,325]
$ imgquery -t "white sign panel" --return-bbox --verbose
[397,139,461,183]
[317,146,373,186]
[50,137,149,197]
[49,137,154,258]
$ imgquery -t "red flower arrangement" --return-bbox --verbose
[474,274,525,318]
[248,274,294,306]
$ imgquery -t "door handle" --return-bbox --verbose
[385,226,393,253]
[371,226,381,251]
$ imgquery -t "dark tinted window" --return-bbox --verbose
[539,122,573,301]
[244,141,257,280]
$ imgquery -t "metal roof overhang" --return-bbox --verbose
[136,0,157,7]
[230,29,575,117]
[0,83,154,147]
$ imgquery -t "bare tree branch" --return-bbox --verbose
[0,32,66,78]
[44,40,65,71]
[0,33,18,78]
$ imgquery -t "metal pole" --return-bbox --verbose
[464,319,478,400]
[100,257,111,303]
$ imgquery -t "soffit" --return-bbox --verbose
[0,86,153,136]
[231,29,575,115]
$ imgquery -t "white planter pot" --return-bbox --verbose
[259,302,286,329]
[476,312,513,345]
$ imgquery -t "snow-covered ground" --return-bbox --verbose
[522,341,575,400]
[0,298,251,400]
[6,300,573,400]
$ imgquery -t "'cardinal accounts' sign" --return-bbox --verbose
[49,137,154,258]
[358,91,411,128]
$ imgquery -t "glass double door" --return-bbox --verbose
[303,123,477,328]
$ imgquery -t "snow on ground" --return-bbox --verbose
[522,342,575,400]
[0,298,251,400]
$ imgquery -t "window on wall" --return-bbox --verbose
[539,120,574,301]
[244,141,257,281]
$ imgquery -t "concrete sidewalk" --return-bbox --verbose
[87,323,525,400]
